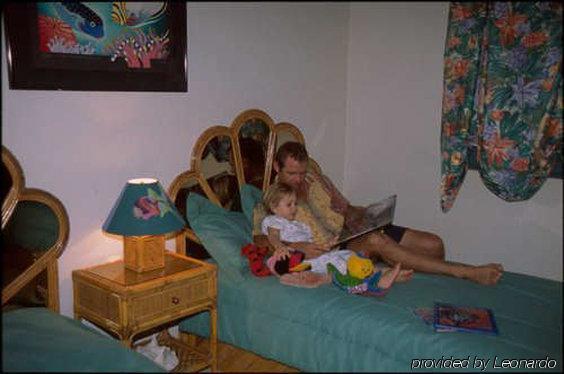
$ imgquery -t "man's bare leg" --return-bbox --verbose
[348,232,502,285]
[399,230,504,278]
[399,228,445,260]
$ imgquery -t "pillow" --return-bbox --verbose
[240,183,263,224]
[186,193,251,281]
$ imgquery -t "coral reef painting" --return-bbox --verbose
[36,2,170,68]
[4,2,187,91]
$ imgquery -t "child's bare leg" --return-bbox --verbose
[378,265,414,283]
[395,268,414,282]
[376,263,402,290]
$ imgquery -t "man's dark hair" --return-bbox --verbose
[275,141,308,169]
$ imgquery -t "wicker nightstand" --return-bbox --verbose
[72,251,217,372]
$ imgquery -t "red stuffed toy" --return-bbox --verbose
[241,243,271,277]
[241,243,306,277]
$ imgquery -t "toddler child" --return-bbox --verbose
[261,182,407,290]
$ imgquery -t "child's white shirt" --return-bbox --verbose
[261,215,313,243]
[262,215,352,275]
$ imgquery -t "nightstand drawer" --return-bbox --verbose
[130,273,212,323]
[74,280,121,324]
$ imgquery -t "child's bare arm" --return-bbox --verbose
[266,227,292,260]
[285,241,332,259]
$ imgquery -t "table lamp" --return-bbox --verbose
[103,178,186,273]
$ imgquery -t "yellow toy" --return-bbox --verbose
[347,253,375,279]
[328,253,387,296]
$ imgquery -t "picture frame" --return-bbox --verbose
[3,2,187,92]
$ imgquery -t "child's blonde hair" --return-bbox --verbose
[263,182,296,214]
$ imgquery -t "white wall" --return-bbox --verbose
[2,2,349,317]
[345,2,563,281]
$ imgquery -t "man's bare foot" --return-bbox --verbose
[464,265,503,285]
[377,263,402,289]
[485,263,504,272]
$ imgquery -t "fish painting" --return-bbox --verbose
[37,15,77,52]
[53,1,104,39]
[111,1,167,28]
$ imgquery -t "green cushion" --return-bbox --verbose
[186,193,252,281]
[2,308,164,372]
[240,183,263,224]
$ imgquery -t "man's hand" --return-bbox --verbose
[320,235,339,251]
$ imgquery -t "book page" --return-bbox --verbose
[335,194,396,246]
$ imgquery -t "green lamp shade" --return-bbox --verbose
[103,178,186,236]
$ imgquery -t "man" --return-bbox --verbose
[253,141,503,285]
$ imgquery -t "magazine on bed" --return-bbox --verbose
[335,194,396,246]
[433,302,498,335]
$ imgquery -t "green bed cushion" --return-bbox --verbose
[180,270,562,372]
[240,183,263,224]
[2,307,164,372]
[186,192,252,281]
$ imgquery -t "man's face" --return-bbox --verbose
[275,156,307,189]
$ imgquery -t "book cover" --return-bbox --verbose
[433,302,498,335]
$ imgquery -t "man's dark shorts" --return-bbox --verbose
[381,224,407,243]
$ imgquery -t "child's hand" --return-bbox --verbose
[273,246,291,260]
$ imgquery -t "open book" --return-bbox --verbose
[335,194,397,246]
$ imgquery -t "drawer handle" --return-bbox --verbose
[171,296,180,305]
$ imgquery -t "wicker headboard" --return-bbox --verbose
[167,108,320,258]
[2,146,69,312]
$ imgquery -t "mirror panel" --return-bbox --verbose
[2,147,24,228]
[200,135,241,212]
[2,200,59,309]
[168,171,212,260]
[238,119,270,189]
[172,175,206,230]
[2,270,48,311]
[275,127,302,152]
[269,124,306,185]
[172,177,211,260]
[1,160,13,210]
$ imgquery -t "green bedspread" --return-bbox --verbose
[180,190,562,372]
[2,307,164,372]
[180,268,562,372]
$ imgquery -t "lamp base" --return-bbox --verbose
[124,235,165,273]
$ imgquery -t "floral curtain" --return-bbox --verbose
[440,2,562,213]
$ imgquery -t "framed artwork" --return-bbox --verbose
[3,2,187,92]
